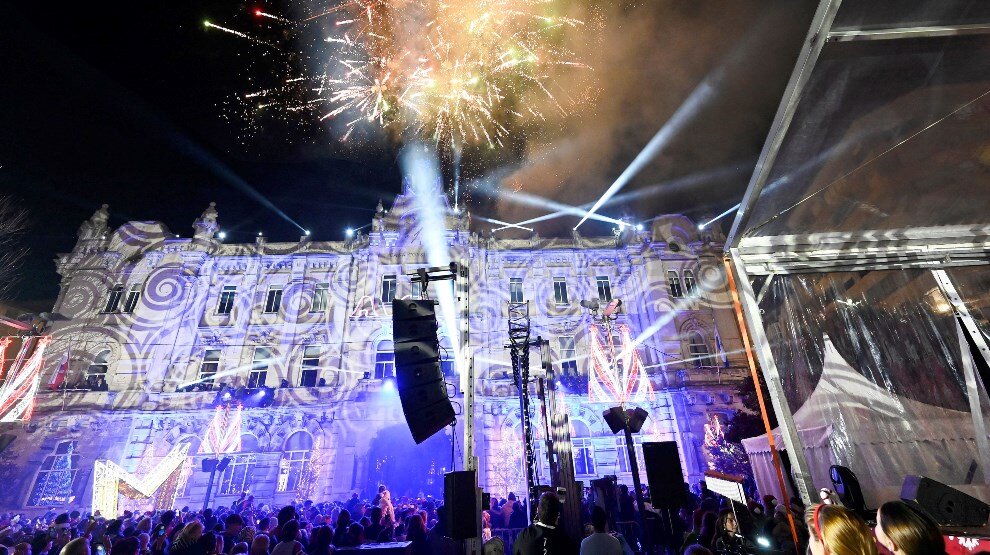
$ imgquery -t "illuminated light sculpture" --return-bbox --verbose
[704,413,724,448]
[588,324,654,404]
[92,442,191,517]
[0,335,52,422]
[200,405,243,455]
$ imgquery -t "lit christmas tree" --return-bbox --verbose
[41,442,75,505]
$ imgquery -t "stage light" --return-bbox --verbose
[383,378,396,392]
[222,392,232,400]
[345,228,354,237]
[217,231,227,240]
[258,231,263,236]
[635,224,644,231]
[756,537,770,548]
[304,230,310,236]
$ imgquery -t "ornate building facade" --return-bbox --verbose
[0,183,749,513]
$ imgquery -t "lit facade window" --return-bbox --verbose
[86,350,111,391]
[553,277,569,305]
[374,341,394,379]
[509,278,524,303]
[216,285,236,315]
[199,349,221,387]
[300,345,320,387]
[103,284,124,313]
[596,276,612,302]
[277,432,313,493]
[218,454,256,496]
[28,441,79,507]
[688,332,712,367]
[264,285,283,314]
[683,270,697,296]
[572,420,596,477]
[559,336,577,375]
[122,284,142,313]
[250,347,272,387]
[668,271,683,298]
[312,282,330,313]
[412,279,423,299]
[381,274,397,303]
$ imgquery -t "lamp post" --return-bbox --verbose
[581,299,651,552]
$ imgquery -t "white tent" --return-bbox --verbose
[742,331,990,507]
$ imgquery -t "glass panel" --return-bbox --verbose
[596,276,612,302]
[509,278,524,303]
[217,286,236,315]
[312,283,330,313]
[756,269,990,505]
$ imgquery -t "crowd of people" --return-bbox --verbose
[0,482,956,555]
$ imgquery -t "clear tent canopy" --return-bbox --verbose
[724,0,990,507]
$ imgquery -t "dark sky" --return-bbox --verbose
[0,1,815,304]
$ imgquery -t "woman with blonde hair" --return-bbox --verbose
[875,501,945,555]
[379,490,395,527]
[168,521,204,555]
[806,503,877,555]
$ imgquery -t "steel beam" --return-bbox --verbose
[828,23,990,42]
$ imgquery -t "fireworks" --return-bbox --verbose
[206,0,588,146]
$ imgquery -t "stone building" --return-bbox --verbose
[0,181,750,513]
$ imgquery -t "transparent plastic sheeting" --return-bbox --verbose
[740,269,990,507]
[737,24,990,239]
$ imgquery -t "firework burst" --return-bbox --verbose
[207,0,588,147]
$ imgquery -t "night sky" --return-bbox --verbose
[0,1,815,304]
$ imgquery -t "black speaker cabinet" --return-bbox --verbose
[901,475,990,527]
[643,441,686,509]
[444,470,478,540]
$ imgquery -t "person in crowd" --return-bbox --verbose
[364,508,383,543]
[617,486,636,523]
[806,503,877,555]
[874,501,945,555]
[481,512,492,544]
[681,509,706,551]
[305,527,332,555]
[14,544,31,555]
[344,524,363,548]
[378,491,395,528]
[197,532,223,555]
[683,545,713,555]
[512,492,574,555]
[229,544,247,555]
[248,535,269,555]
[58,538,89,555]
[331,512,350,548]
[404,515,430,555]
[696,512,718,551]
[107,537,138,555]
[221,515,243,554]
[168,522,204,555]
[713,509,754,554]
[579,506,621,555]
[508,501,527,530]
[271,520,301,555]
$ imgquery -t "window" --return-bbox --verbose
[571,421,596,477]
[28,441,79,507]
[559,336,577,375]
[86,350,110,391]
[412,279,423,299]
[614,436,644,474]
[509,278,524,303]
[553,278,569,305]
[312,283,330,313]
[250,347,272,388]
[217,285,237,315]
[688,332,712,367]
[300,345,320,387]
[264,285,283,314]
[374,341,394,379]
[199,349,221,388]
[381,274,397,303]
[683,270,697,297]
[218,454,257,496]
[668,271,683,298]
[596,276,612,302]
[103,284,124,313]
[277,432,313,493]
[122,284,142,313]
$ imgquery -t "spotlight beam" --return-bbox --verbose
[475,216,533,232]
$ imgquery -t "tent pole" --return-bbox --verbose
[932,269,990,485]
[726,252,816,508]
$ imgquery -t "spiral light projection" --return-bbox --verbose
[208,0,586,146]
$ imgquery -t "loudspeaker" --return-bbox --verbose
[643,441,686,509]
[626,407,649,433]
[393,299,454,444]
[603,407,626,434]
[445,470,478,540]
[829,465,866,513]
[901,475,990,527]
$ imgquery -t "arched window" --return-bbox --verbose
[570,420,596,477]
[86,350,111,391]
[277,431,313,493]
[219,434,259,496]
[28,441,79,507]
[688,332,713,367]
[374,341,394,379]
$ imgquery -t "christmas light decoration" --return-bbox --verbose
[92,443,191,517]
[295,436,325,501]
[0,335,52,422]
[200,405,243,455]
[588,324,654,404]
